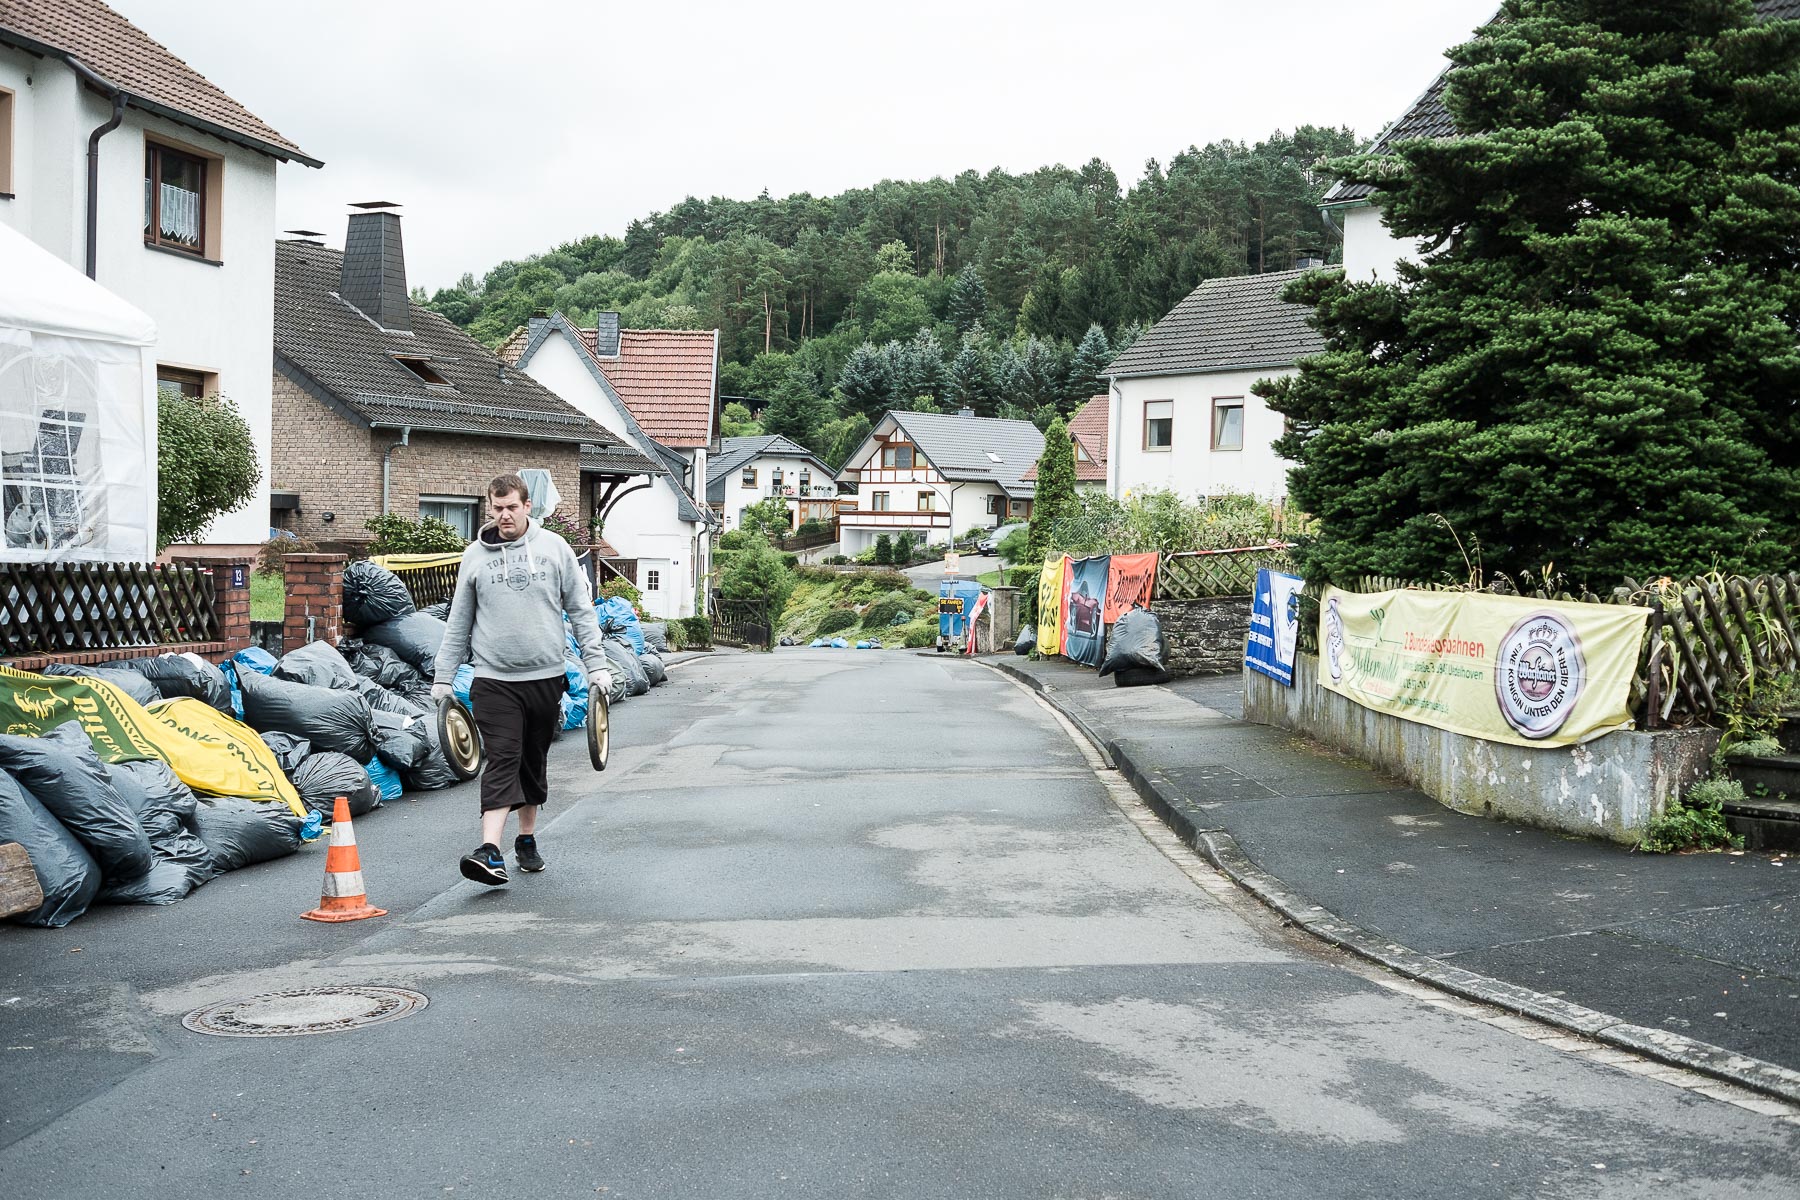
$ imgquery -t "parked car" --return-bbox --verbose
[977,523,1027,556]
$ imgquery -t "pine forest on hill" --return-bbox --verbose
[420,126,1360,466]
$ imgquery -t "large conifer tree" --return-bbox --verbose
[1260,0,1800,584]
[1027,417,1079,565]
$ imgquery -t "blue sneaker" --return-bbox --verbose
[459,842,508,886]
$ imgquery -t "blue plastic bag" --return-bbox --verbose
[595,596,645,654]
[231,646,278,676]
[830,638,849,649]
[453,663,475,708]
[365,756,403,802]
[220,662,246,719]
[809,638,829,648]
[559,655,588,731]
[558,693,588,731]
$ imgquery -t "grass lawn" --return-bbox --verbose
[250,570,285,622]
[976,570,1003,587]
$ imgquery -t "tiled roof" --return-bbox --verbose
[1323,1,1800,205]
[274,240,640,453]
[705,434,835,504]
[1024,396,1109,482]
[1105,269,1334,379]
[580,327,719,448]
[497,325,531,367]
[882,411,1045,498]
[581,443,658,477]
[0,0,317,165]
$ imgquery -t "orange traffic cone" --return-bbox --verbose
[301,795,387,923]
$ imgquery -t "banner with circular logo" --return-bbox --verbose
[1317,587,1649,748]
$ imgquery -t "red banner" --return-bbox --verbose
[1104,553,1158,623]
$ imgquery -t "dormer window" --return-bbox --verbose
[395,356,452,388]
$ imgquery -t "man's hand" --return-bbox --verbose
[589,670,613,697]
[431,683,453,703]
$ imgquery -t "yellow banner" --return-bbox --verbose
[371,553,463,573]
[1037,554,1068,657]
[1319,587,1650,748]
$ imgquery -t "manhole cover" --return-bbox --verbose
[182,986,428,1038]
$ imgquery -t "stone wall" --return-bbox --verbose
[1244,652,1718,844]
[1157,597,1251,676]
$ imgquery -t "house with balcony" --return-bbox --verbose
[1103,268,1332,502]
[270,210,653,558]
[706,435,839,534]
[837,409,1043,557]
[0,0,321,553]
[504,312,719,619]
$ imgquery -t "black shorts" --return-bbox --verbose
[469,675,565,813]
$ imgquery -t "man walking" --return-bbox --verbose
[433,473,612,885]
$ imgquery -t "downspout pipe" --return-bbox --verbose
[70,59,125,280]
[381,427,411,514]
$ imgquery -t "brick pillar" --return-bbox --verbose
[187,555,253,652]
[282,553,347,650]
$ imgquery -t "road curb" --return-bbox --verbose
[979,657,1800,1107]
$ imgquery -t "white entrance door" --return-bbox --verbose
[637,558,675,620]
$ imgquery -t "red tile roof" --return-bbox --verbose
[580,328,718,448]
[1024,396,1109,482]
[0,0,316,164]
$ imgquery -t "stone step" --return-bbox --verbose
[1780,709,1800,755]
[1721,752,1800,851]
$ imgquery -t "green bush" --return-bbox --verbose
[721,536,796,616]
[900,618,938,648]
[365,513,468,554]
[257,534,318,574]
[671,615,712,649]
[1638,777,1745,854]
[874,534,894,565]
[719,529,749,551]
[824,554,849,565]
[157,390,260,550]
[797,518,828,536]
[894,532,915,564]
[861,593,914,628]
[816,609,860,636]
[782,553,800,569]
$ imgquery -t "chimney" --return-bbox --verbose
[1295,255,1327,270]
[339,201,410,332]
[957,407,975,418]
[592,311,621,357]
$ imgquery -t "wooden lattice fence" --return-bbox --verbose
[0,561,219,657]
[1155,546,1296,601]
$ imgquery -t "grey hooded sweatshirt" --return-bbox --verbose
[434,517,611,688]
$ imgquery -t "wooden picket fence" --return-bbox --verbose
[1296,570,1800,728]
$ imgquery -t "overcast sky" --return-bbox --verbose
[120,0,1496,292]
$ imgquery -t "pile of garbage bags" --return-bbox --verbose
[1098,609,1173,687]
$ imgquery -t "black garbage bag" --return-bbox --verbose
[98,760,215,902]
[0,724,151,881]
[1015,624,1037,656]
[341,559,416,628]
[639,651,668,687]
[640,623,670,654]
[1099,609,1172,687]
[364,612,448,676]
[0,769,101,927]
[420,600,452,622]
[114,653,231,711]
[39,663,160,706]
[258,730,312,774]
[274,641,360,691]
[237,669,377,762]
[290,751,380,818]
[400,720,460,791]
[356,677,429,721]
[345,641,422,690]
[372,712,430,771]
[192,797,303,873]
[604,637,649,697]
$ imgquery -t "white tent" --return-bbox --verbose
[0,221,158,562]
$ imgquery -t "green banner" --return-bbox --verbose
[1319,588,1651,748]
[0,664,161,761]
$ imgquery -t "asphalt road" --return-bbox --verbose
[3,651,1798,1198]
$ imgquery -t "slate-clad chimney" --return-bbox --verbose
[592,311,621,357]
[340,202,410,332]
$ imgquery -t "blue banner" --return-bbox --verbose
[1062,556,1110,667]
[1246,568,1305,686]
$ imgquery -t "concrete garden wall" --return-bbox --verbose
[1244,653,1718,844]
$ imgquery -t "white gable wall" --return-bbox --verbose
[1109,366,1296,501]
[3,49,281,547]
[1339,204,1422,284]
[719,452,835,531]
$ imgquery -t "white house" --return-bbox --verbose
[1103,268,1332,502]
[507,312,717,619]
[0,0,320,552]
[706,435,838,533]
[838,410,1043,557]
